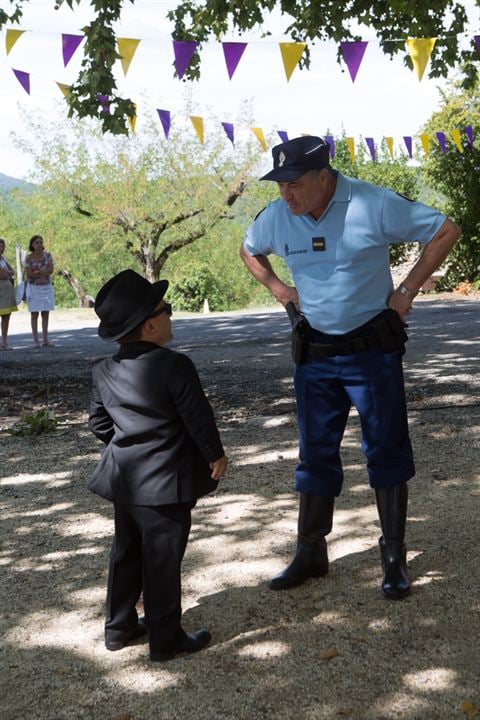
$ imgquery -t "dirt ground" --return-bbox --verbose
[1,297,479,720]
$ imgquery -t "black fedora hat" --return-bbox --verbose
[260,136,330,182]
[95,269,169,342]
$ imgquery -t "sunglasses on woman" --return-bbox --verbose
[149,302,172,318]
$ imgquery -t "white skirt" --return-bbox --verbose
[27,283,55,312]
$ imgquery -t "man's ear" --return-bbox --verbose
[138,318,154,340]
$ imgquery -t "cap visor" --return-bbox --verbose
[260,167,309,182]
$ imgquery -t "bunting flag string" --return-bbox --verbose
[365,137,375,161]
[3,26,476,84]
[420,134,430,156]
[277,131,289,143]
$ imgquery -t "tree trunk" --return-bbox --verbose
[58,269,94,308]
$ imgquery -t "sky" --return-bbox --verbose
[0,0,479,179]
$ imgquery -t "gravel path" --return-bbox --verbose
[1,296,479,720]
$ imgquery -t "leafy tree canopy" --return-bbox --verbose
[0,0,477,134]
[421,79,480,287]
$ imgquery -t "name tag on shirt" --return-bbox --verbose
[312,236,326,251]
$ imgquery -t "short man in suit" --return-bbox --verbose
[88,269,228,662]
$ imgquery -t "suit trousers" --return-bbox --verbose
[106,501,194,652]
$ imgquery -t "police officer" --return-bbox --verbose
[240,136,461,600]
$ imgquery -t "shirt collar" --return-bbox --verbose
[114,341,160,360]
[330,171,352,203]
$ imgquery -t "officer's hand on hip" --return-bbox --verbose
[274,285,299,309]
[388,288,413,320]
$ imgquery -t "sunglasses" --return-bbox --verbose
[149,302,172,318]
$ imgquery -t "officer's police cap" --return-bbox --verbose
[260,136,331,182]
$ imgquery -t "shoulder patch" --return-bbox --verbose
[395,191,414,202]
[254,206,267,221]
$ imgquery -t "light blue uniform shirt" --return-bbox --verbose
[243,172,446,334]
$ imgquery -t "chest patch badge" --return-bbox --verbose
[312,236,326,251]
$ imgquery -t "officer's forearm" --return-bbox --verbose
[240,246,292,303]
[402,218,461,295]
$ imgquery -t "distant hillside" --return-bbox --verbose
[0,173,35,194]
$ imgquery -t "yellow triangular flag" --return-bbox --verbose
[56,82,71,98]
[405,38,437,81]
[251,127,267,152]
[346,137,355,164]
[451,129,464,153]
[190,116,204,144]
[6,29,25,55]
[279,42,307,81]
[117,38,141,76]
[128,104,137,134]
[419,133,430,156]
[384,137,394,160]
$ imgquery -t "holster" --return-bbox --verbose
[286,302,310,364]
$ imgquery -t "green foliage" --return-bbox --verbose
[8,408,57,436]
[421,80,480,287]
[12,111,260,304]
[0,1,476,132]
[332,135,420,266]
[168,265,224,312]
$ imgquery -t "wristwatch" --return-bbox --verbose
[399,282,416,299]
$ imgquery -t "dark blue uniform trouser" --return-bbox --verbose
[294,347,415,497]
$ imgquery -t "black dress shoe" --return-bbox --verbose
[105,619,148,651]
[150,629,211,662]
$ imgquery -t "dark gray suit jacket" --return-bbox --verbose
[88,341,223,505]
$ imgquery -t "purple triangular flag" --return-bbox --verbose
[403,136,413,158]
[436,131,447,154]
[172,40,198,80]
[62,33,83,67]
[222,42,247,80]
[465,125,474,148]
[277,131,289,143]
[222,122,234,146]
[474,36,480,57]
[365,137,375,161]
[340,41,368,82]
[157,109,171,139]
[324,135,335,159]
[12,69,30,94]
[97,94,111,114]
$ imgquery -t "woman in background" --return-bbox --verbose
[0,238,18,350]
[25,235,55,348]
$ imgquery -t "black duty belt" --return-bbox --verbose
[308,333,383,357]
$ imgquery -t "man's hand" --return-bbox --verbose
[388,288,413,320]
[210,455,228,481]
[275,285,299,308]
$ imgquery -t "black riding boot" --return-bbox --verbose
[375,482,411,600]
[269,493,335,591]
